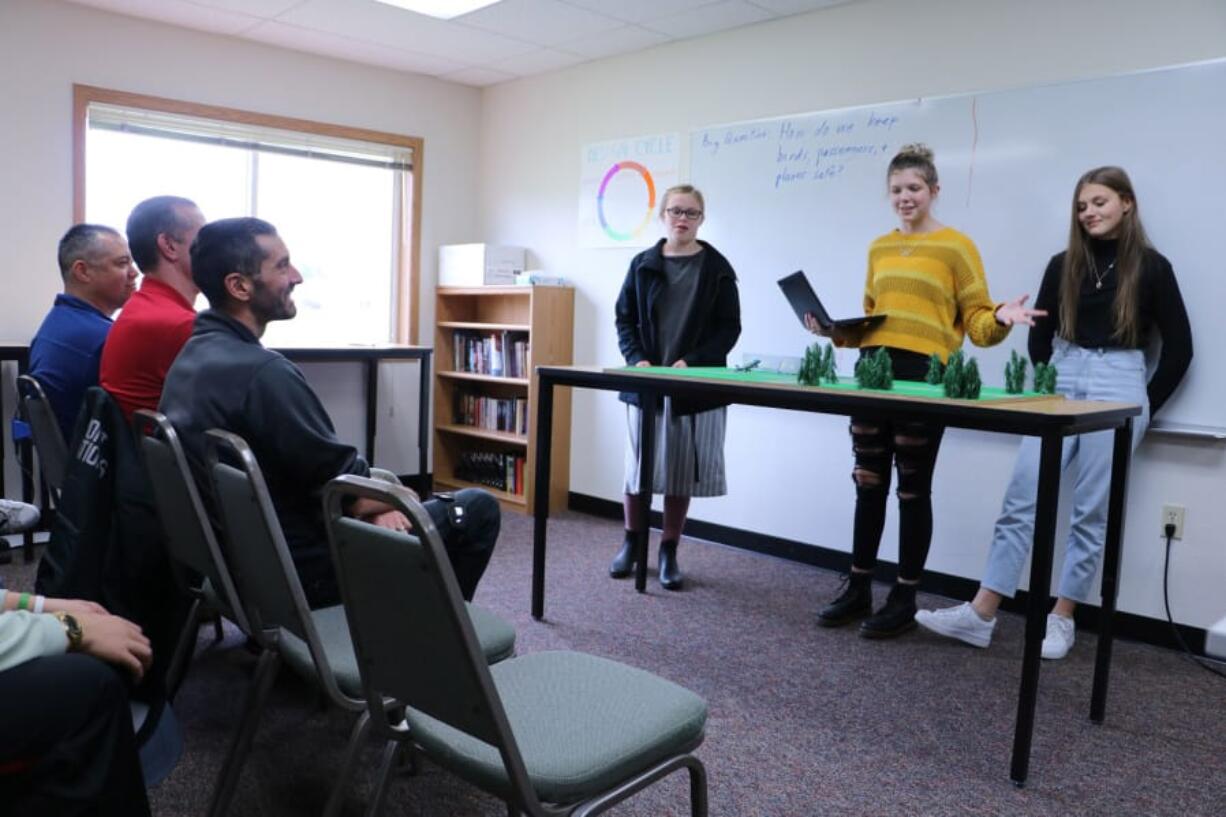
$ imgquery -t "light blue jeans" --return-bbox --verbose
[982,339,1149,603]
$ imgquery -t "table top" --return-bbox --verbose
[537,365,1141,436]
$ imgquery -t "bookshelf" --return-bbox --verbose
[433,285,573,511]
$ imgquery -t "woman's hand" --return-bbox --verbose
[803,313,829,337]
[77,612,153,682]
[996,295,1047,327]
[634,360,653,367]
[43,597,108,616]
[671,360,688,368]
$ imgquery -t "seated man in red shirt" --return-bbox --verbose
[100,196,206,418]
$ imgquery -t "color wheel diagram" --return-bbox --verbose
[597,161,656,242]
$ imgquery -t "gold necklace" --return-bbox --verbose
[1088,256,1116,290]
[897,230,932,257]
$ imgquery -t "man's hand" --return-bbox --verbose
[368,510,412,533]
[634,360,653,367]
[78,612,153,682]
[43,597,108,616]
[671,360,688,368]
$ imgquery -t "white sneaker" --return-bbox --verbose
[0,499,40,535]
[915,602,995,648]
[1041,614,1075,659]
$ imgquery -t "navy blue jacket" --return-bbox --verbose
[614,239,741,415]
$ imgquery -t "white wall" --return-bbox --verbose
[478,0,1226,626]
[0,0,481,479]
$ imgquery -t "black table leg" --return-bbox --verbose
[531,376,555,620]
[418,352,432,496]
[364,359,378,465]
[634,392,658,594]
[1091,419,1132,723]
[1010,431,1063,787]
[19,437,35,561]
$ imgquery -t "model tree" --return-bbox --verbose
[797,342,838,386]
[855,346,894,390]
[925,353,944,385]
[942,349,965,397]
[1004,349,1028,394]
[820,343,837,384]
[1033,361,1058,394]
[963,357,983,399]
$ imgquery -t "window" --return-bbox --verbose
[73,86,422,346]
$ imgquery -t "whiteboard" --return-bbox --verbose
[690,59,1222,429]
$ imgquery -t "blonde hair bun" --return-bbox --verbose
[897,143,934,162]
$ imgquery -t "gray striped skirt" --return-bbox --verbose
[623,399,727,497]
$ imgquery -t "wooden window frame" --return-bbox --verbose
[72,84,423,344]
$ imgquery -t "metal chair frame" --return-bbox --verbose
[324,475,708,817]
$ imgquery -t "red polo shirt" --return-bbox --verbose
[100,276,197,419]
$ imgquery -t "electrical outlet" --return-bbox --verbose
[1161,504,1185,540]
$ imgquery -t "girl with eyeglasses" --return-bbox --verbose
[807,143,1043,637]
[917,166,1192,659]
[613,184,742,589]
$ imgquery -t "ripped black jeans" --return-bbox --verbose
[849,348,945,582]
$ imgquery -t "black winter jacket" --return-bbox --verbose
[614,239,741,415]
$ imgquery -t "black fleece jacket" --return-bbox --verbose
[614,239,741,415]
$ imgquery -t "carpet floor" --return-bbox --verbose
[4,510,1224,816]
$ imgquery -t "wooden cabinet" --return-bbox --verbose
[433,285,573,512]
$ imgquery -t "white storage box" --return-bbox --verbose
[439,244,525,287]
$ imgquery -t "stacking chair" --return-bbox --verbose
[204,429,516,817]
[16,374,69,500]
[324,475,710,817]
[131,410,242,695]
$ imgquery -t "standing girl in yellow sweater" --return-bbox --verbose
[807,144,1044,637]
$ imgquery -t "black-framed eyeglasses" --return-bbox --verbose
[665,207,703,220]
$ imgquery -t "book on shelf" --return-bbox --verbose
[453,391,528,435]
[455,450,527,495]
[451,330,530,378]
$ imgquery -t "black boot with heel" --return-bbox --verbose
[658,539,683,590]
[609,530,638,578]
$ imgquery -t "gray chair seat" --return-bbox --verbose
[279,603,517,695]
[405,650,707,805]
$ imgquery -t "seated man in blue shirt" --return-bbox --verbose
[160,218,499,608]
[29,224,138,440]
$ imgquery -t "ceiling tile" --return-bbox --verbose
[243,20,468,76]
[745,0,850,14]
[281,0,536,63]
[560,0,717,25]
[490,47,587,77]
[457,0,622,46]
[180,0,304,17]
[559,24,671,59]
[64,0,263,35]
[644,0,774,39]
[439,66,519,87]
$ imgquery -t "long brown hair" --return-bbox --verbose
[1060,167,1149,345]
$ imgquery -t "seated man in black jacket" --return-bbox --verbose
[160,218,499,608]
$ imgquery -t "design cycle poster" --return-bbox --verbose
[578,132,680,249]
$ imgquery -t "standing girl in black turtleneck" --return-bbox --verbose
[916,166,1193,660]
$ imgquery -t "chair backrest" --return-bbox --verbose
[132,410,250,635]
[323,475,539,808]
[203,429,348,704]
[16,374,68,494]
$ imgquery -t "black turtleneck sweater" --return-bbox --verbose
[1028,239,1193,416]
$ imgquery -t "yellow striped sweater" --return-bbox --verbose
[857,226,1010,363]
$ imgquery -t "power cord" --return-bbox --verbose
[1163,523,1226,679]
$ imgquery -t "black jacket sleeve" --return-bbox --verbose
[1145,256,1193,416]
[244,357,369,494]
[1027,255,1062,365]
[614,264,648,365]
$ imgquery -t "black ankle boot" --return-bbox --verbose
[609,532,638,578]
[816,571,873,626]
[658,539,683,590]
[860,582,918,638]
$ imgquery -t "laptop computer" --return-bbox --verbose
[777,270,886,331]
